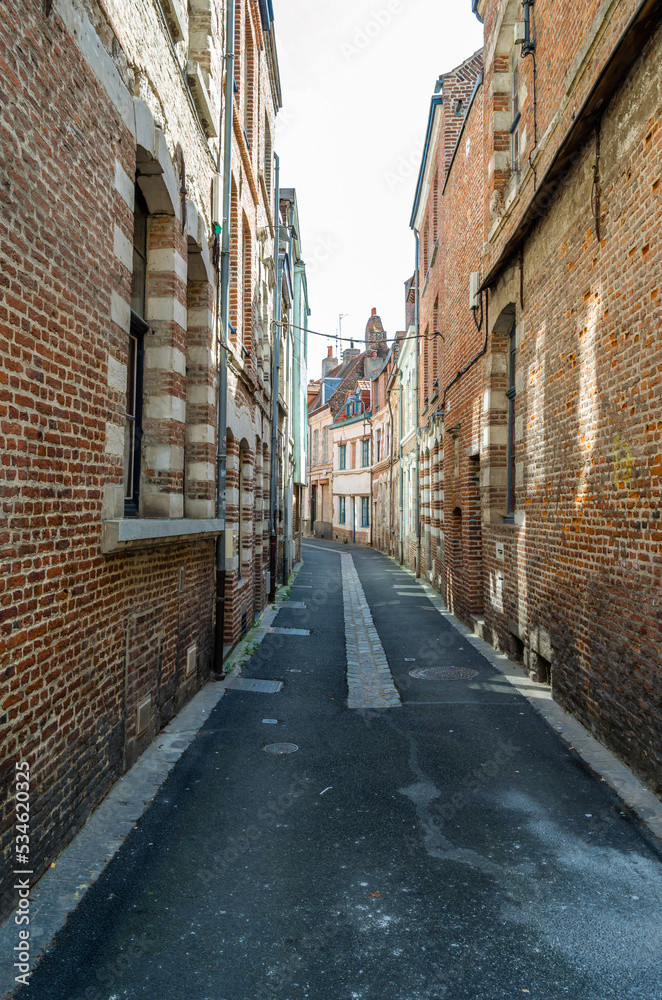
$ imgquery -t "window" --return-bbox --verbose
[313,430,319,464]
[242,216,252,357]
[322,426,328,462]
[339,443,346,470]
[375,429,381,464]
[339,496,346,524]
[373,380,379,411]
[243,21,253,145]
[125,186,148,515]
[511,56,521,174]
[506,322,517,520]
[361,438,370,467]
[264,113,272,196]
[361,497,369,528]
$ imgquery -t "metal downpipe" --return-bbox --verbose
[269,154,281,603]
[213,0,234,675]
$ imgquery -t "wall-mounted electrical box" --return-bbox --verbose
[212,173,222,230]
[470,271,481,310]
[136,696,151,736]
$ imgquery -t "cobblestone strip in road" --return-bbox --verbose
[341,552,401,710]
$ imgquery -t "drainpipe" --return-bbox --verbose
[398,374,403,564]
[269,154,281,603]
[369,420,374,548]
[414,231,421,577]
[387,377,395,554]
[213,0,234,675]
[282,205,294,585]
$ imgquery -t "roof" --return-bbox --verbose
[308,352,367,415]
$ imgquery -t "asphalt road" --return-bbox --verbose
[15,541,662,1000]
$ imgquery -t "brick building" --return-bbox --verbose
[305,310,389,544]
[472,0,662,794]
[395,0,662,796]
[411,49,485,618]
[0,0,306,920]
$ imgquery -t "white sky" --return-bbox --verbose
[273,0,483,383]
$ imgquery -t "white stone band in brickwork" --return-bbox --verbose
[341,552,401,710]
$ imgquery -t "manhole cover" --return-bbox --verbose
[264,742,299,754]
[409,666,479,681]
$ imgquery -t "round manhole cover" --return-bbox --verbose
[409,666,479,681]
[264,742,299,754]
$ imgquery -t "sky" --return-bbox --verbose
[272,0,484,383]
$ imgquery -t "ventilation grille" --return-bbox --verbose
[136,696,151,736]
[186,643,197,677]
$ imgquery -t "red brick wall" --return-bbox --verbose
[480,11,662,794]
[0,0,216,920]
[417,53,485,624]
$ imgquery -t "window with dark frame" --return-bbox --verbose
[505,322,517,520]
[511,56,521,175]
[339,443,346,470]
[361,437,370,467]
[125,186,148,516]
[361,496,369,528]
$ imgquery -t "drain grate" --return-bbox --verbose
[409,666,479,681]
[264,742,298,754]
[227,678,283,693]
[268,627,311,636]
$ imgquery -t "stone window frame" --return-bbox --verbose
[510,52,521,176]
[102,99,218,552]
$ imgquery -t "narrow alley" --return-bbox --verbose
[13,542,662,1000]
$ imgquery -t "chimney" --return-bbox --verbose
[342,347,361,364]
[365,351,381,377]
[321,347,338,379]
[371,307,376,316]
